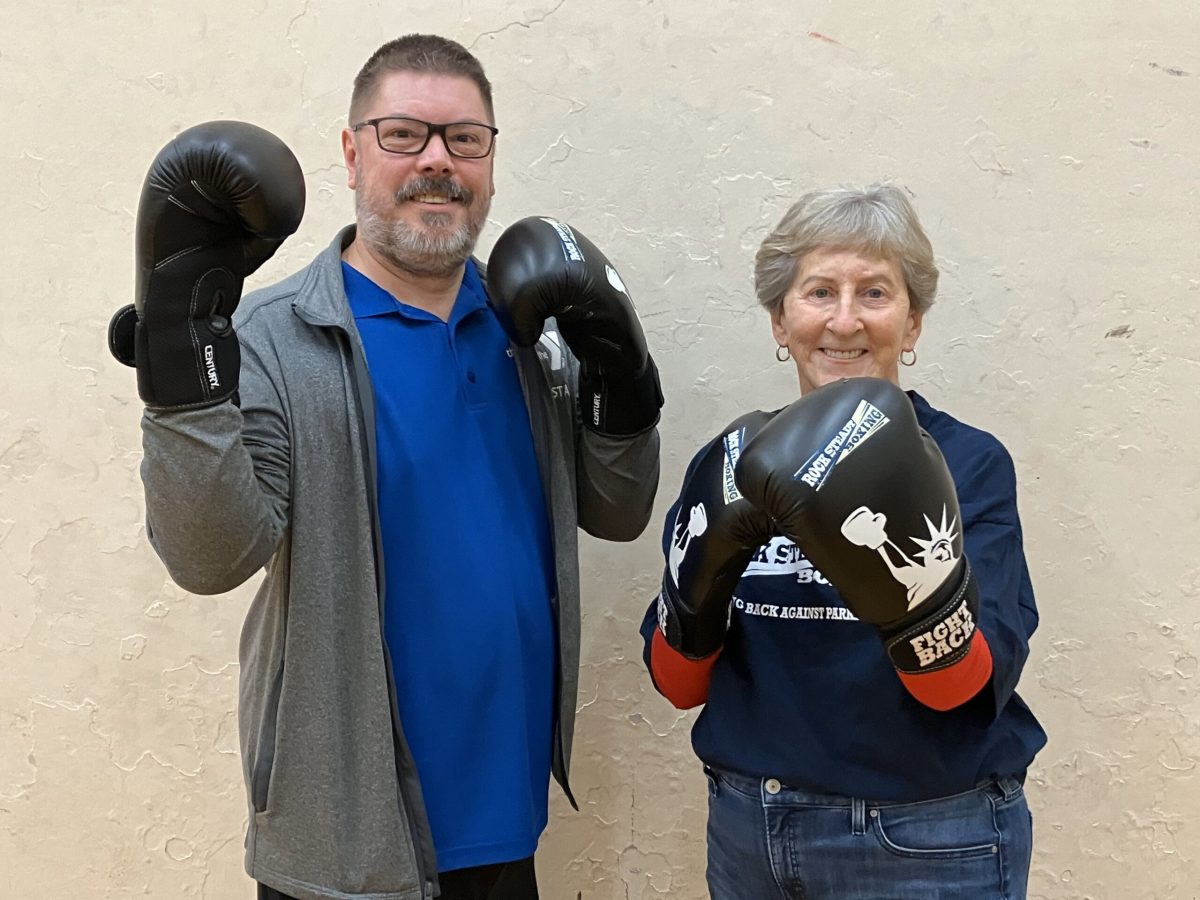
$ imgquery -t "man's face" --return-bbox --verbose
[342,71,495,277]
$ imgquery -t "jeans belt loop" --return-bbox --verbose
[851,797,867,835]
[998,775,1021,802]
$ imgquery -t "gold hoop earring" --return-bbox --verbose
[900,349,917,367]
[775,345,791,363]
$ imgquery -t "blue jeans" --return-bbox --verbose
[705,767,1032,900]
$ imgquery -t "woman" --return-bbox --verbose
[640,184,1046,899]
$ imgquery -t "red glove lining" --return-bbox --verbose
[897,629,994,711]
[649,628,721,710]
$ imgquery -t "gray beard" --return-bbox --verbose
[356,198,485,279]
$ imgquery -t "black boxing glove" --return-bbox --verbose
[649,411,776,708]
[107,121,305,410]
[735,378,993,710]
[488,217,663,435]
[656,411,778,659]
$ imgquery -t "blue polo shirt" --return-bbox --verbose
[343,260,556,872]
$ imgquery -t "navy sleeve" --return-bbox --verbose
[956,439,1039,719]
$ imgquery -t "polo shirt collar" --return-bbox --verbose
[342,258,488,326]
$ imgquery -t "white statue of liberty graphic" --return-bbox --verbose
[840,505,960,610]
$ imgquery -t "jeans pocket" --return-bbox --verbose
[704,765,719,798]
[707,767,763,802]
[871,788,1001,861]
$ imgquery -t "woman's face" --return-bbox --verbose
[771,246,923,395]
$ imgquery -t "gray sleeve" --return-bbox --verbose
[139,339,290,595]
[575,422,661,543]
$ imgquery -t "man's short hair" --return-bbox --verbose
[350,34,494,124]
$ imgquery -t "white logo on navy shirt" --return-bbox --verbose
[742,536,829,584]
[733,538,858,622]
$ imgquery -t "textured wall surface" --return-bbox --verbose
[2,1,1197,897]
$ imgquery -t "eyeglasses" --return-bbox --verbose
[351,117,499,159]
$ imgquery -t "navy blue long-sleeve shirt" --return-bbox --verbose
[640,391,1047,802]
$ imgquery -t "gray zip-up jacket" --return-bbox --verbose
[139,227,660,900]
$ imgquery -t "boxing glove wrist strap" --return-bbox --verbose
[578,356,663,436]
[882,561,981,676]
[656,573,727,661]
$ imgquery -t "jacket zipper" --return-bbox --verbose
[512,340,575,808]
[325,316,438,899]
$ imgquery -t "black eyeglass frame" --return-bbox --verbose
[350,117,500,159]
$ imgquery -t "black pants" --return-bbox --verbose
[258,855,538,900]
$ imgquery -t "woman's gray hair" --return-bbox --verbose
[754,183,939,316]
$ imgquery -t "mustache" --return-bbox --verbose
[393,177,472,204]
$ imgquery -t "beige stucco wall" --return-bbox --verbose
[2,0,1197,897]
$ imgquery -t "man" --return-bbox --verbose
[108,34,662,900]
